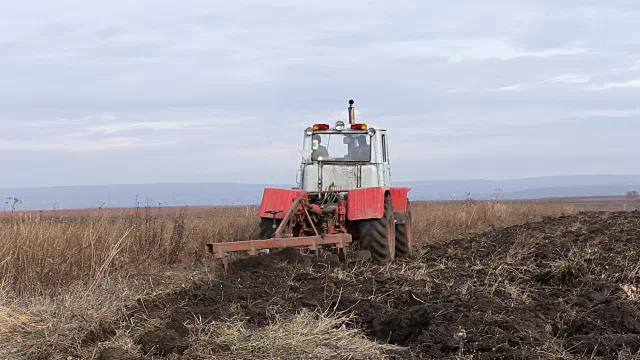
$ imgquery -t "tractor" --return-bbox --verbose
[207,100,412,265]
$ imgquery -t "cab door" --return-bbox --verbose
[380,133,391,186]
[373,131,391,187]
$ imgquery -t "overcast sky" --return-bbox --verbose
[1,0,640,188]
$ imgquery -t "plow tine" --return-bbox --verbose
[206,234,353,266]
[300,199,320,236]
[274,197,302,238]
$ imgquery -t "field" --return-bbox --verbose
[533,195,640,211]
[2,199,640,359]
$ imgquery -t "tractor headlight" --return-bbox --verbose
[368,128,376,136]
[335,121,345,131]
[305,127,313,136]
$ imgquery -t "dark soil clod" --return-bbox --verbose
[82,320,117,345]
[566,334,640,357]
[166,317,190,337]
[98,347,138,360]
[136,329,188,356]
[372,305,432,345]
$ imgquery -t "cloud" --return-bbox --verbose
[16,114,117,128]
[396,127,453,136]
[572,109,640,118]
[445,89,471,94]
[546,74,591,84]
[235,144,302,159]
[485,84,526,92]
[67,120,211,137]
[0,137,174,152]
[587,80,640,90]
[375,38,589,63]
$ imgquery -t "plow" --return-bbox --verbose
[207,100,413,267]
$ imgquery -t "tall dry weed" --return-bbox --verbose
[411,200,574,243]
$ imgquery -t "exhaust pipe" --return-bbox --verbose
[348,99,356,125]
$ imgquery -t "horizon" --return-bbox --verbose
[3,174,640,211]
[2,173,640,190]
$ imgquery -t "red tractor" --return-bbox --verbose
[207,100,412,265]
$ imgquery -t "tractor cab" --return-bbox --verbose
[298,100,391,192]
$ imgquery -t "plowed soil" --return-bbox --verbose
[130,211,640,359]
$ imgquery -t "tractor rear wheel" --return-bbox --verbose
[258,217,281,239]
[394,201,412,257]
[358,193,395,262]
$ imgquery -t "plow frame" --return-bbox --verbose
[206,195,353,268]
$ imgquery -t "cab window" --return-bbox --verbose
[382,134,387,162]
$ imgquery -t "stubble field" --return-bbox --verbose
[3,200,638,359]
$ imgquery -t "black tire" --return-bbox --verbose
[394,202,412,257]
[358,193,395,262]
[258,217,280,239]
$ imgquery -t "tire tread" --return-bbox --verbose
[358,194,395,262]
[394,201,412,257]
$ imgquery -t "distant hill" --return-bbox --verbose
[2,175,640,211]
[0,183,291,211]
[402,175,640,200]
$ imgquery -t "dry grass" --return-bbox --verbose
[0,200,575,359]
[0,206,257,296]
[187,308,401,359]
[411,200,575,244]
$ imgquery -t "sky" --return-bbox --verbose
[1,0,640,188]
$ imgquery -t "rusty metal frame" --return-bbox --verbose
[206,196,351,268]
[206,234,352,259]
[274,197,301,238]
[273,197,320,238]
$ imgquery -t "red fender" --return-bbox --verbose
[347,187,386,221]
[258,188,308,219]
[347,186,411,221]
[389,187,411,213]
